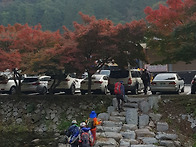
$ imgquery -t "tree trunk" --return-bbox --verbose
[13,68,21,95]
[87,72,92,95]
[48,72,64,95]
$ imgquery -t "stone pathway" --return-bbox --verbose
[94,95,181,147]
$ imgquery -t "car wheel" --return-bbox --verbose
[9,86,16,95]
[103,86,108,95]
[69,85,75,95]
[41,87,47,95]
[152,91,156,95]
[81,90,86,95]
[176,87,180,94]
[131,85,138,95]
[181,86,184,93]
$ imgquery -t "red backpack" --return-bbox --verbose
[114,82,122,94]
[80,131,91,147]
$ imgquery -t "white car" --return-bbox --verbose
[21,76,49,94]
[0,75,18,95]
[51,73,82,95]
[150,73,185,94]
[80,74,108,95]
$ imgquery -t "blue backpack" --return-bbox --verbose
[68,124,80,143]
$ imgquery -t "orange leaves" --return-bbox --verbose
[145,0,195,35]
[79,11,96,24]
[0,49,21,71]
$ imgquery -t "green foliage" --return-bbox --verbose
[0,0,163,31]
[57,120,71,131]
[193,134,196,147]
[0,123,28,132]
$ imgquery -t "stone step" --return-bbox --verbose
[156,132,178,140]
[121,124,138,131]
[135,129,155,138]
[97,132,123,141]
[95,138,118,147]
[120,131,136,139]
[109,116,126,122]
[124,103,138,108]
[120,138,139,146]
[97,126,121,133]
[102,120,123,127]
[111,111,126,117]
[137,137,158,144]
[127,97,146,103]
[94,95,180,147]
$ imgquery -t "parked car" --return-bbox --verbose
[21,76,49,94]
[108,69,144,95]
[150,73,185,94]
[51,73,82,95]
[0,75,18,95]
[97,70,111,77]
[191,75,196,94]
[80,74,108,95]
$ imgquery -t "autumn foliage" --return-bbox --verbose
[144,0,196,63]
[0,12,147,94]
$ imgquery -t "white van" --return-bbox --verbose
[108,69,144,95]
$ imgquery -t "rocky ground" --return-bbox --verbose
[0,94,196,147]
[158,95,196,146]
[59,95,196,147]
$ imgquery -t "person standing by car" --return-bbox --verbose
[114,81,126,112]
[141,69,151,95]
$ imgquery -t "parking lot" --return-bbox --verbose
[1,85,192,96]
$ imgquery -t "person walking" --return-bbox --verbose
[114,81,126,112]
[79,122,94,147]
[141,69,151,95]
[86,111,102,145]
[65,120,80,147]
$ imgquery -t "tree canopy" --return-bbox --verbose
[144,0,196,64]
[0,12,147,94]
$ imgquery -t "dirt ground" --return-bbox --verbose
[158,95,196,146]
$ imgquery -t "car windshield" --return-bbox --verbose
[110,70,129,78]
[99,70,110,76]
[154,74,176,80]
[23,78,38,83]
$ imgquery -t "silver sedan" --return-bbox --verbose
[150,73,185,94]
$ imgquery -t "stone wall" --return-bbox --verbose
[0,95,113,133]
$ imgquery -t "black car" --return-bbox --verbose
[191,75,196,94]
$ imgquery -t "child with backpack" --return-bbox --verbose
[86,111,102,145]
[79,122,94,147]
[114,81,126,113]
[65,120,80,147]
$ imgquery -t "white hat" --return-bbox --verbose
[80,122,86,127]
[72,120,77,124]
